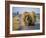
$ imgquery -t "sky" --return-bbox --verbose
[12,7,40,14]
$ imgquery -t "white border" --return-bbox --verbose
[10,4,43,34]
